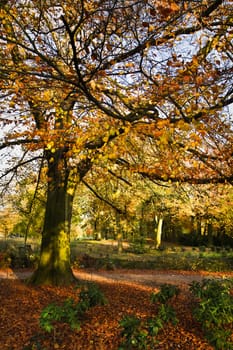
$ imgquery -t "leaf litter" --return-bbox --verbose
[0,268,232,350]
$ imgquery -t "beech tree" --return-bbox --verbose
[0,0,232,285]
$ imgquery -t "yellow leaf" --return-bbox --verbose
[46,141,54,150]
[170,2,180,11]
[153,130,163,138]
[157,119,169,128]
[90,80,96,90]
[102,135,109,143]
[192,57,199,68]
[125,62,134,68]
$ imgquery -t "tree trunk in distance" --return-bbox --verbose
[116,212,123,254]
[155,217,163,249]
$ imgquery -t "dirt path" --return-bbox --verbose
[0,268,232,288]
[75,269,233,289]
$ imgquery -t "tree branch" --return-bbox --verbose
[138,171,233,185]
[0,156,43,180]
[0,139,38,151]
[82,179,124,214]
[201,0,223,18]
[108,169,132,187]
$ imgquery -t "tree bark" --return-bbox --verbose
[155,216,163,249]
[30,152,76,285]
[115,212,123,254]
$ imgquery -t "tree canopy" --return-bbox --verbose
[0,0,232,185]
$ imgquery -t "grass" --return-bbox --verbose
[0,237,40,251]
[1,237,233,272]
[70,240,233,272]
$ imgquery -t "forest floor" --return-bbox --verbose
[0,268,233,350]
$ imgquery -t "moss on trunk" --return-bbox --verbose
[30,154,77,286]
[30,226,76,285]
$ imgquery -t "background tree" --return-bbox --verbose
[0,0,232,285]
[10,174,46,242]
[0,204,18,239]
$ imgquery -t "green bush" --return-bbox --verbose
[79,282,108,308]
[39,298,81,333]
[146,316,164,337]
[156,304,178,325]
[119,315,149,350]
[150,284,180,304]
[40,283,108,334]
[190,278,233,349]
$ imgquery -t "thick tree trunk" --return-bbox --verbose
[30,153,76,285]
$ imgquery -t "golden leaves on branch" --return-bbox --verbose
[0,0,231,189]
[157,1,180,19]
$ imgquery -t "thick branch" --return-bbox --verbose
[201,0,223,18]
[138,172,233,185]
[0,139,38,151]
[82,179,124,214]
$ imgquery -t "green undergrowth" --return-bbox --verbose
[189,278,233,350]
[39,282,108,334]
[70,240,233,272]
[24,282,107,349]
[118,280,233,349]
[72,252,233,272]
[1,238,233,272]
[118,283,180,349]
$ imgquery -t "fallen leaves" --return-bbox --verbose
[0,270,222,349]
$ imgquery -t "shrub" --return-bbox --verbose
[150,284,180,304]
[190,278,233,349]
[39,298,81,333]
[118,315,150,350]
[40,283,108,335]
[79,282,108,308]
[157,304,178,325]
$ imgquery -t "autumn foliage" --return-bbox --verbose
[1,0,232,186]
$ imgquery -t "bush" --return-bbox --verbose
[79,282,108,308]
[190,278,233,349]
[150,284,180,304]
[119,315,149,350]
[40,283,108,335]
[40,298,81,333]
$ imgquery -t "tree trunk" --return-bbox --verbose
[155,217,163,249]
[30,152,76,285]
[116,212,123,254]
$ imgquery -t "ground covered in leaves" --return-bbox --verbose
[0,268,232,350]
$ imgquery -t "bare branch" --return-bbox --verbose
[0,156,43,180]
